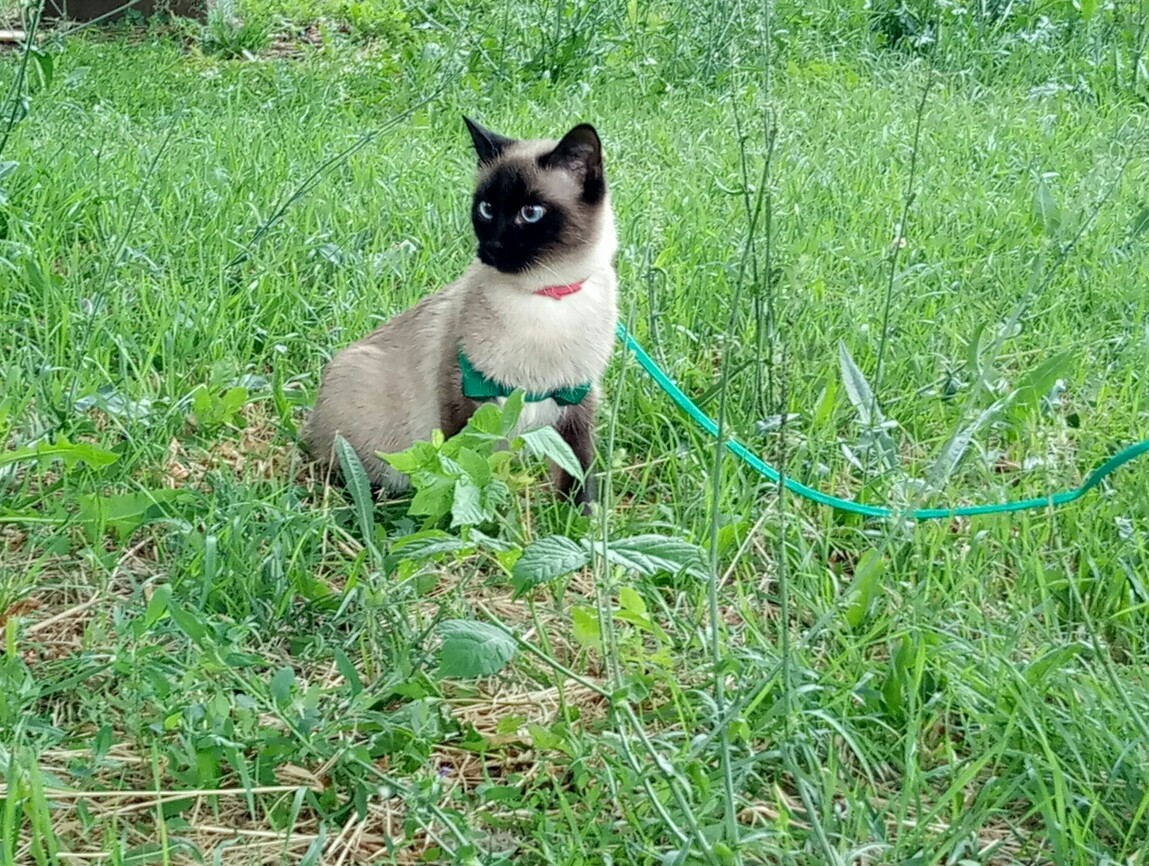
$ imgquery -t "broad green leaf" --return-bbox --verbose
[838,340,899,469]
[335,436,377,547]
[76,489,188,541]
[880,634,920,720]
[409,477,455,520]
[437,453,465,478]
[74,386,153,423]
[0,437,119,471]
[380,439,438,474]
[601,534,707,579]
[269,666,295,705]
[1130,204,1149,240]
[221,386,247,414]
[812,377,838,430]
[469,528,518,553]
[511,535,589,597]
[519,425,583,480]
[837,340,882,427]
[843,551,886,629]
[390,530,472,560]
[333,649,363,698]
[498,390,525,435]
[614,589,656,630]
[1024,643,1088,686]
[1033,176,1062,236]
[92,725,113,761]
[1008,351,1073,417]
[29,47,53,92]
[488,450,515,474]
[712,520,749,559]
[496,714,526,735]
[191,385,249,429]
[482,477,510,513]
[450,475,487,527]
[437,619,517,679]
[618,586,647,616]
[713,843,737,866]
[379,447,421,474]
[479,784,524,804]
[926,402,1003,492]
[167,602,206,643]
[571,605,602,651]
[455,446,491,486]
[143,585,171,629]
[467,402,507,436]
[527,722,568,752]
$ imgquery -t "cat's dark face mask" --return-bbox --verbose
[463,118,606,275]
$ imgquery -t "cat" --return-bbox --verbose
[301,117,619,509]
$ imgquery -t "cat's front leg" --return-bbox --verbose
[553,394,597,512]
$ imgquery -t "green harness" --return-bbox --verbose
[457,347,591,407]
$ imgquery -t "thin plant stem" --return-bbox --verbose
[688,132,1139,755]
[705,67,773,861]
[872,67,934,408]
[63,123,177,419]
[0,1,44,160]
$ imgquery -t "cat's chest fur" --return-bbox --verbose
[458,268,618,396]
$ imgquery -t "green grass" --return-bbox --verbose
[2,0,1148,863]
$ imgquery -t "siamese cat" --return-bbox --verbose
[301,117,619,508]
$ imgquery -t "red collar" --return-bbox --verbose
[534,279,585,300]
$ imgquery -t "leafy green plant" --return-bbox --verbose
[0,435,119,472]
[190,384,249,432]
[511,532,707,597]
[338,0,413,43]
[379,391,583,529]
[433,527,704,681]
[76,488,195,542]
[436,619,518,678]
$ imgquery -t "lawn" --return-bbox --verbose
[1,0,1148,863]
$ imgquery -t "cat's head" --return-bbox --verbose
[462,117,610,276]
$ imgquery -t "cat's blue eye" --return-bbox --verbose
[477,201,493,220]
[520,204,546,223]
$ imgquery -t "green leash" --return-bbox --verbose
[616,323,1149,520]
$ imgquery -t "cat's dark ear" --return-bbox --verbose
[463,116,514,165]
[541,123,605,203]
